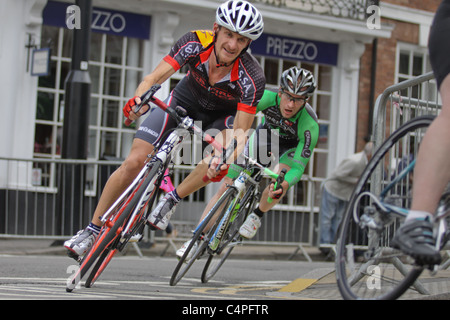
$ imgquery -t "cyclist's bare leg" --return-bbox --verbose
[176,128,233,199]
[411,74,450,216]
[91,138,155,226]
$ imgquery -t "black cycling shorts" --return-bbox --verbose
[135,77,235,146]
[429,0,450,89]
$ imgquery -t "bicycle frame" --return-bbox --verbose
[353,163,413,225]
[199,155,280,251]
[99,87,224,243]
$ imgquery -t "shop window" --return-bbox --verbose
[34,26,144,191]
[397,44,434,100]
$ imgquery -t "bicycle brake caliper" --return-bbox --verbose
[359,207,383,231]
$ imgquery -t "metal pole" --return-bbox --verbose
[58,0,92,236]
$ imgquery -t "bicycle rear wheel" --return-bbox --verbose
[201,186,257,283]
[170,187,237,286]
[336,116,434,300]
[66,161,162,292]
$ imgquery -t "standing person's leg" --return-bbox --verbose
[319,188,338,246]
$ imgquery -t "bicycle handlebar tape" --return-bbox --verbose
[267,168,287,204]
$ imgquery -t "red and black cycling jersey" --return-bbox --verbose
[163,30,265,115]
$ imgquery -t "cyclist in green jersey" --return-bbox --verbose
[177,67,319,258]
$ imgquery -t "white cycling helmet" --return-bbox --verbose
[280,67,317,98]
[216,0,264,41]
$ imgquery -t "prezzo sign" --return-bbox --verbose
[43,1,151,40]
[251,33,338,66]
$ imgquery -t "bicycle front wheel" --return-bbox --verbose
[336,116,434,300]
[66,161,162,292]
[201,186,257,283]
[170,187,237,286]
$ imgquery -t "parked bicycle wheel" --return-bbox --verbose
[201,186,258,283]
[170,187,238,286]
[66,161,162,292]
[336,116,434,300]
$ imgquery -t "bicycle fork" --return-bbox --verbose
[208,171,249,251]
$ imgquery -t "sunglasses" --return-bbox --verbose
[281,90,307,105]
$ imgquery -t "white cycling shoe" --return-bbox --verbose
[64,229,96,258]
[176,239,198,261]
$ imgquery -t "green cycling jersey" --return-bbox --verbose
[253,89,319,187]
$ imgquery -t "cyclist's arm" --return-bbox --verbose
[206,109,255,179]
[126,60,176,121]
[284,116,319,188]
[231,108,255,160]
[137,60,175,96]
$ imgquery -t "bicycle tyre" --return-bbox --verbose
[201,186,257,283]
[336,115,435,300]
[170,187,238,286]
[84,184,161,288]
[66,161,162,292]
[84,246,118,288]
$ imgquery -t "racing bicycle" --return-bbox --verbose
[170,153,286,286]
[335,115,450,300]
[66,84,225,292]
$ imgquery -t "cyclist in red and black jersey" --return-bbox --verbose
[64,0,265,257]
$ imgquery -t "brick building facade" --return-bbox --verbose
[356,0,441,151]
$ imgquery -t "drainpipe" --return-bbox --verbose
[58,0,92,236]
[369,37,378,139]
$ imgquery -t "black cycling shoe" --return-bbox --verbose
[391,218,442,266]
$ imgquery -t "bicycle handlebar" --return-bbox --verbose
[241,155,286,203]
[202,138,237,183]
[124,84,163,127]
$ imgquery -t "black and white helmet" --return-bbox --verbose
[280,67,317,98]
[216,0,264,41]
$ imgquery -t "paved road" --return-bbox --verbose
[2,239,448,304]
[0,254,339,302]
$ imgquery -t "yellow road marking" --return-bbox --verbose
[278,278,317,293]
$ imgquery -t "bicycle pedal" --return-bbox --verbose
[67,250,82,263]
